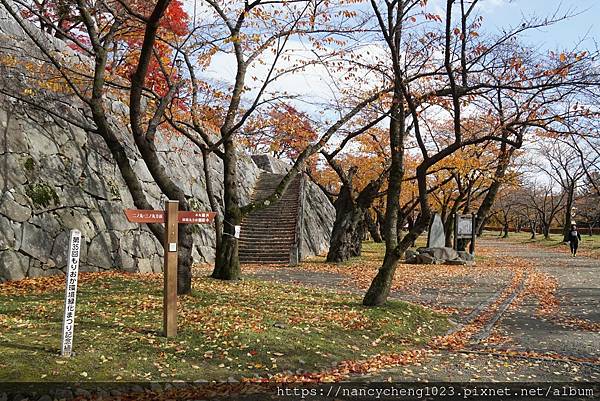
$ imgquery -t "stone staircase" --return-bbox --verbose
[239,173,303,265]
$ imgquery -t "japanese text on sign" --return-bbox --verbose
[61,229,81,357]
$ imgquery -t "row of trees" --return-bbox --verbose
[490,137,600,240]
[1,0,599,306]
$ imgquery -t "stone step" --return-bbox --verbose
[239,243,291,249]
[243,218,297,224]
[246,208,298,215]
[240,235,294,242]
[239,236,294,242]
[239,251,290,258]
[240,228,297,234]
[240,260,289,265]
[241,221,297,227]
[253,182,300,188]
[244,213,297,219]
[250,197,297,203]
[242,220,297,226]
[239,247,293,252]
[251,193,299,200]
[239,255,291,260]
[244,214,297,218]
[239,236,293,241]
[251,197,298,203]
[253,184,300,191]
[247,202,298,207]
[239,248,290,254]
[239,242,292,248]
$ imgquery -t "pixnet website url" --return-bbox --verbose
[276,385,596,399]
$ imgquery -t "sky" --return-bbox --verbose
[469,0,600,50]
[183,0,600,49]
[181,0,600,106]
[180,1,598,181]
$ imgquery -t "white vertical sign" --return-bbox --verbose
[61,229,81,357]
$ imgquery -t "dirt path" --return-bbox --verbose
[247,238,600,382]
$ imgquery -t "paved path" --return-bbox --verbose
[485,240,600,359]
[248,238,600,382]
[377,239,600,382]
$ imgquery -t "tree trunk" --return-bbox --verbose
[477,215,488,236]
[362,250,400,306]
[530,220,537,239]
[363,208,431,306]
[375,208,386,242]
[212,139,241,280]
[326,176,385,262]
[444,213,455,247]
[475,142,515,233]
[202,148,223,250]
[396,209,407,242]
[365,211,383,243]
[503,221,509,238]
[177,224,194,293]
[362,83,405,306]
[327,209,365,262]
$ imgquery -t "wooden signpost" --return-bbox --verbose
[124,201,216,337]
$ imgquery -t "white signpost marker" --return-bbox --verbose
[61,229,82,357]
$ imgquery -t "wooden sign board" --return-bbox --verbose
[178,211,217,224]
[125,209,165,223]
[123,203,217,337]
[124,209,216,225]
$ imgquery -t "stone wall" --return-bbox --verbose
[0,97,264,280]
[0,6,334,281]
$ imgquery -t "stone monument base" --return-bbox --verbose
[405,247,474,265]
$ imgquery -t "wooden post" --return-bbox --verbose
[124,206,216,338]
[164,200,178,337]
[453,213,458,251]
[470,213,476,255]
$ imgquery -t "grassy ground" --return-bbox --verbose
[481,230,600,259]
[0,270,449,382]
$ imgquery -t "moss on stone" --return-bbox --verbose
[188,197,202,211]
[25,183,59,208]
[107,179,120,199]
[23,157,34,171]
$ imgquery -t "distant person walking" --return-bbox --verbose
[568,224,582,257]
